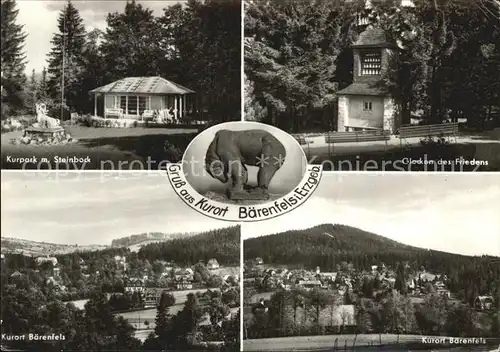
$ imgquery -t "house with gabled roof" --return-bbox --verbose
[474,295,494,311]
[36,256,58,266]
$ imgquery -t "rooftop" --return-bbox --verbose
[337,82,389,96]
[353,26,393,48]
[90,76,195,95]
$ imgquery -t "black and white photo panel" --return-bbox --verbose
[244,0,500,171]
[242,172,500,351]
[1,171,241,351]
[1,0,241,170]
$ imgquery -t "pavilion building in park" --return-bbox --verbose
[90,76,195,121]
[336,26,399,133]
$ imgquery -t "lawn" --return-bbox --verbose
[1,125,199,170]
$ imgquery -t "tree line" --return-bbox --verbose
[1,286,239,351]
[2,0,241,121]
[138,225,240,266]
[244,224,500,307]
[245,0,500,132]
[245,287,500,340]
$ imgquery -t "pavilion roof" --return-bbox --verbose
[90,76,195,95]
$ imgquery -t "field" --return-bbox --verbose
[117,288,221,328]
[244,334,500,351]
[1,125,199,170]
[244,334,423,351]
[131,307,241,342]
[1,237,108,256]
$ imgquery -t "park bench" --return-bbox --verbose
[293,135,312,158]
[105,108,123,119]
[294,135,308,145]
[141,110,155,121]
[324,129,391,155]
[397,123,459,147]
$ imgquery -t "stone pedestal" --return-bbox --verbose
[18,126,74,145]
[226,187,270,201]
[24,126,65,138]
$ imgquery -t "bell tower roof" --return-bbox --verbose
[353,26,393,48]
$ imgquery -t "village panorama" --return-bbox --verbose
[243,224,500,351]
[1,227,241,351]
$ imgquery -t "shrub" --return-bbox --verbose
[164,141,184,162]
[419,134,450,148]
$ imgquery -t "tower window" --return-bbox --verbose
[361,52,382,75]
[364,101,372,111]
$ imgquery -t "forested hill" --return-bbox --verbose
[138,225,240,266]
[243,224,499,274]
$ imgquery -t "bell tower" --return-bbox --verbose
[336,25,399,133]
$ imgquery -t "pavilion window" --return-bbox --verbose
[361,52,382,75]
[128,96,138,115]
[120,96,127,112]
[138,96,148,115]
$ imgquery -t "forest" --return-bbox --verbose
[138,225,240,265]
[244,224,500,305]
[245,0,500,133]
[1,0,241,122]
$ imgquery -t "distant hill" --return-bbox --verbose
[138,225,240,266]
[111,231,197,249]
[243,224,498,274]
[0,237,108,256]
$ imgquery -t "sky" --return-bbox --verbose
[2,171,499,256]
[1,171,229,246]
[17,0,187,74]
[242,173,500,257]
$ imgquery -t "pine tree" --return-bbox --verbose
[244,0,357,132]
[154,292,175,349]
[223,309,240,349]
[371,3,432,126]
[25,68,37,114]
[46,0,86,119]
[170,293,203,347]
[114,316,141,350]
[1,0,27,118]
[38,66,50,103]
[100,0,163,80]
[395,262,408,295]
[76,28,104,115]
